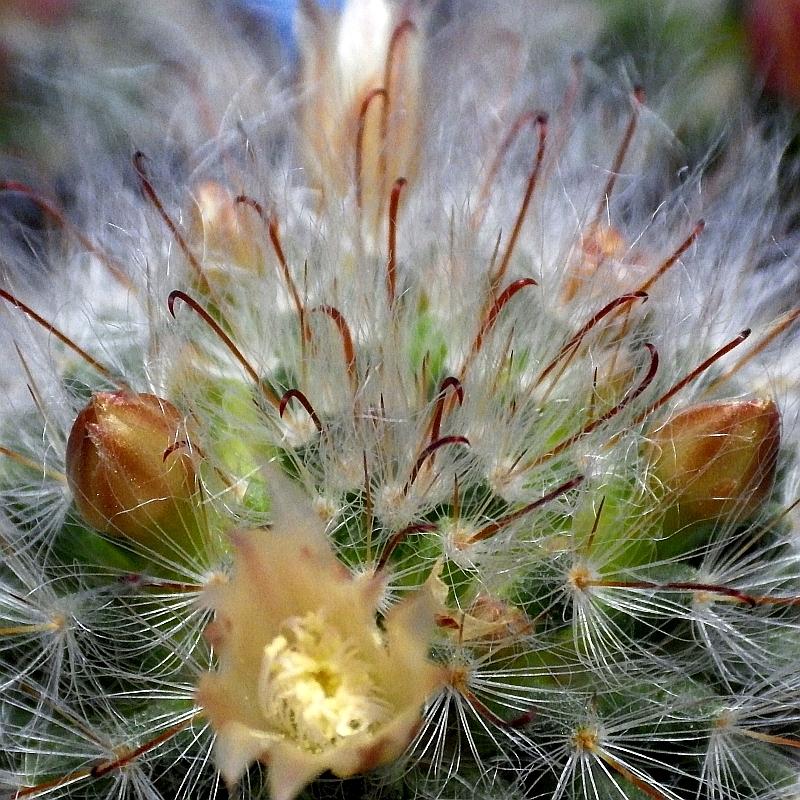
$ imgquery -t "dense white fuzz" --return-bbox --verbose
[2,2,800,800]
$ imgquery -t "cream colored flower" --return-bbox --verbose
[197,478,444,800]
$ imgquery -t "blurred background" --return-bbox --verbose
[1,0,799,256]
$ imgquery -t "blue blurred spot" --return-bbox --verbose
[241,0,345,53]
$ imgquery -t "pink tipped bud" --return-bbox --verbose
[650,398,780,523]
[66,392,198,543]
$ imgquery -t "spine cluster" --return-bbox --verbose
[1,2,800,800]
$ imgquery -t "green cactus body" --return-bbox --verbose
[2,2,800,800]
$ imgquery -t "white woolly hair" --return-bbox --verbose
[1,3,800,800]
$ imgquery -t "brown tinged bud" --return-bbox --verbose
[436,594,534,647]
[649,398,780,524]
[66,391,199,544]
[561,223,626,303]
[189,181,262,274]
[297,0,422,230]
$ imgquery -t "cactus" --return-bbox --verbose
[2,2,800,800]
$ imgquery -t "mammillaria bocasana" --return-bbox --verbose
[2,2,800,800]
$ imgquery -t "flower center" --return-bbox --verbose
[258,610,389,752]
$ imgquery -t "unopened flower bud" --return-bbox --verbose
[650,398,780,523]
[591,347,638,409]
[561,223,626,303]
[437,593,533,646]
[189,181,262,274]
[298,0,422,227]
[66,391,199,544]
